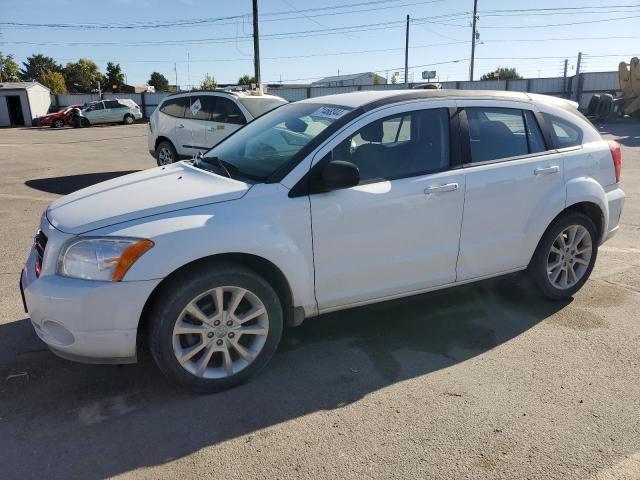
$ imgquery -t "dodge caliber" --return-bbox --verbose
[21,90,625,392]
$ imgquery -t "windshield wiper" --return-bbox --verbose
[195,155,235,179]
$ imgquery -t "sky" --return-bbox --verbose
[0,0,637,88]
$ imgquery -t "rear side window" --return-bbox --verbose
[544,114,583,148]
[332,108,450,184]
[160,97,189,118]
[104,100,120,109]
[466,107,547,163]
[183,95,215,121]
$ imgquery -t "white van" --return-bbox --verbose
[148,90,287,166]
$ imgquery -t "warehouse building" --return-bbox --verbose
[0,82,51,127]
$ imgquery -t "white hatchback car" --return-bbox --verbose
[22,90,624,392]
[148,90,287,166]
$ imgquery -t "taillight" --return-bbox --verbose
[608,140,622,183]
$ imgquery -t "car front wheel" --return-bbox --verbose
[52,118,64,128]
[148,263,284,393]
[529,212,598,300]
[124,114,135,125]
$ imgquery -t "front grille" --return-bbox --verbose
[34,231,48,278]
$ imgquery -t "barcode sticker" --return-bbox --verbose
[311,106,349,120]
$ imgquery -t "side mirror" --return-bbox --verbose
[316,160,360,191]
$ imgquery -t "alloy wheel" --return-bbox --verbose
[546,225,593,290]
[157,147,173,165]
[172,286,269,379]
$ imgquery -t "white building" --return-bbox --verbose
[0,82,51,127]
[311,72,387,87]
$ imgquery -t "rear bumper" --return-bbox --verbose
[21,247,161,363]
[603,186,625,243]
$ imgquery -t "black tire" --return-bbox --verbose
[80,117,90,128]
[72,117,81,128]
[596,94,614,121]
[148,262,284,393]
[586,94,601,116]
[123,114,135,125]
[528,212,598,300]
[155,140,178,166]
[52,118,64,128]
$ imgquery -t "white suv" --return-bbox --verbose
[22,90,624,392]
[148,90,287,166]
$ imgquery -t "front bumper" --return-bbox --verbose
[21,236,161,364]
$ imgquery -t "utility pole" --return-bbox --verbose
[562,59,568,98]
[469,0,478,81]
[575,51,582,76]
[574,51,582,101]
[404,14,410,84]
[252,0,261,85]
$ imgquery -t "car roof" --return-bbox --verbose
[166,90,284,101]
[297,89,575,111]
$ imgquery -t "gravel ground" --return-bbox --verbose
[0,120,639,480]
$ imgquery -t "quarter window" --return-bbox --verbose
[466,107,547,163]
[544,114,583,148]
[159,97,189,118]
[332,108,450,183]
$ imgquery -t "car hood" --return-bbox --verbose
[47,162,251,234]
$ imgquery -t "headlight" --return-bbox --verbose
[57,237,154,281]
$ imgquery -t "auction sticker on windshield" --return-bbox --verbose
[311,106,350,120]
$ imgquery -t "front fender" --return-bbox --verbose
[89,184,316,314]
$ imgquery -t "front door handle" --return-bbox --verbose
[534,165,559,175]
[177,124,185,129]
[424,183,459,194]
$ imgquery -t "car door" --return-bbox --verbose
[157,97,188,156]
[176,94,211,157]
[308,102,466,311]
[455,100,564,281]
[102,100,120,122]
[84,101,104,123]
[205,96,246,148]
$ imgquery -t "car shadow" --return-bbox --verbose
[25,171,140,195]
[0,274,569,479]
[597,121,640,147]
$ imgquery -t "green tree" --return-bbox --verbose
[0,52,22,82]
[106,62,126,92]
[40,70,67,94]
[237,74,256,85]
[64,59,105,93]
[148,71,170,92]
[480,67,522,81]
[200,74,217,91]
[20,54,63,82]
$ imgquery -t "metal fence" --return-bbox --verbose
[51,71,620,117]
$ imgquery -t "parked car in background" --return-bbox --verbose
[75,99,143,127]
[148,89,287,166]
[21,90,624,393]
[37,104,84,128]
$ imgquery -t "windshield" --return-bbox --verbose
[238,96,288,118]
[203,102,352,181]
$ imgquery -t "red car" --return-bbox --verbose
[38,105,83,128]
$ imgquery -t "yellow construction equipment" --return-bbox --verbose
[618,57,640,120]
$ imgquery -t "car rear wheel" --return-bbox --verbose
[529,212,598,300]
[156,140,177,166]
[123,114,135,125]
[52,118,64,128]
[148,263,283,393]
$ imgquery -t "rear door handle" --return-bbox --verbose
[177,124,185,129]
[534,165,559,175]
[424,183,459,194]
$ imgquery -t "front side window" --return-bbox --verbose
[159,97,188,118]
[212,97,245,125]
[202,102,352,181]
[183,95,214,121]
[544,114,583,148]
[332,108,450,183]
[466,107,547,163]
